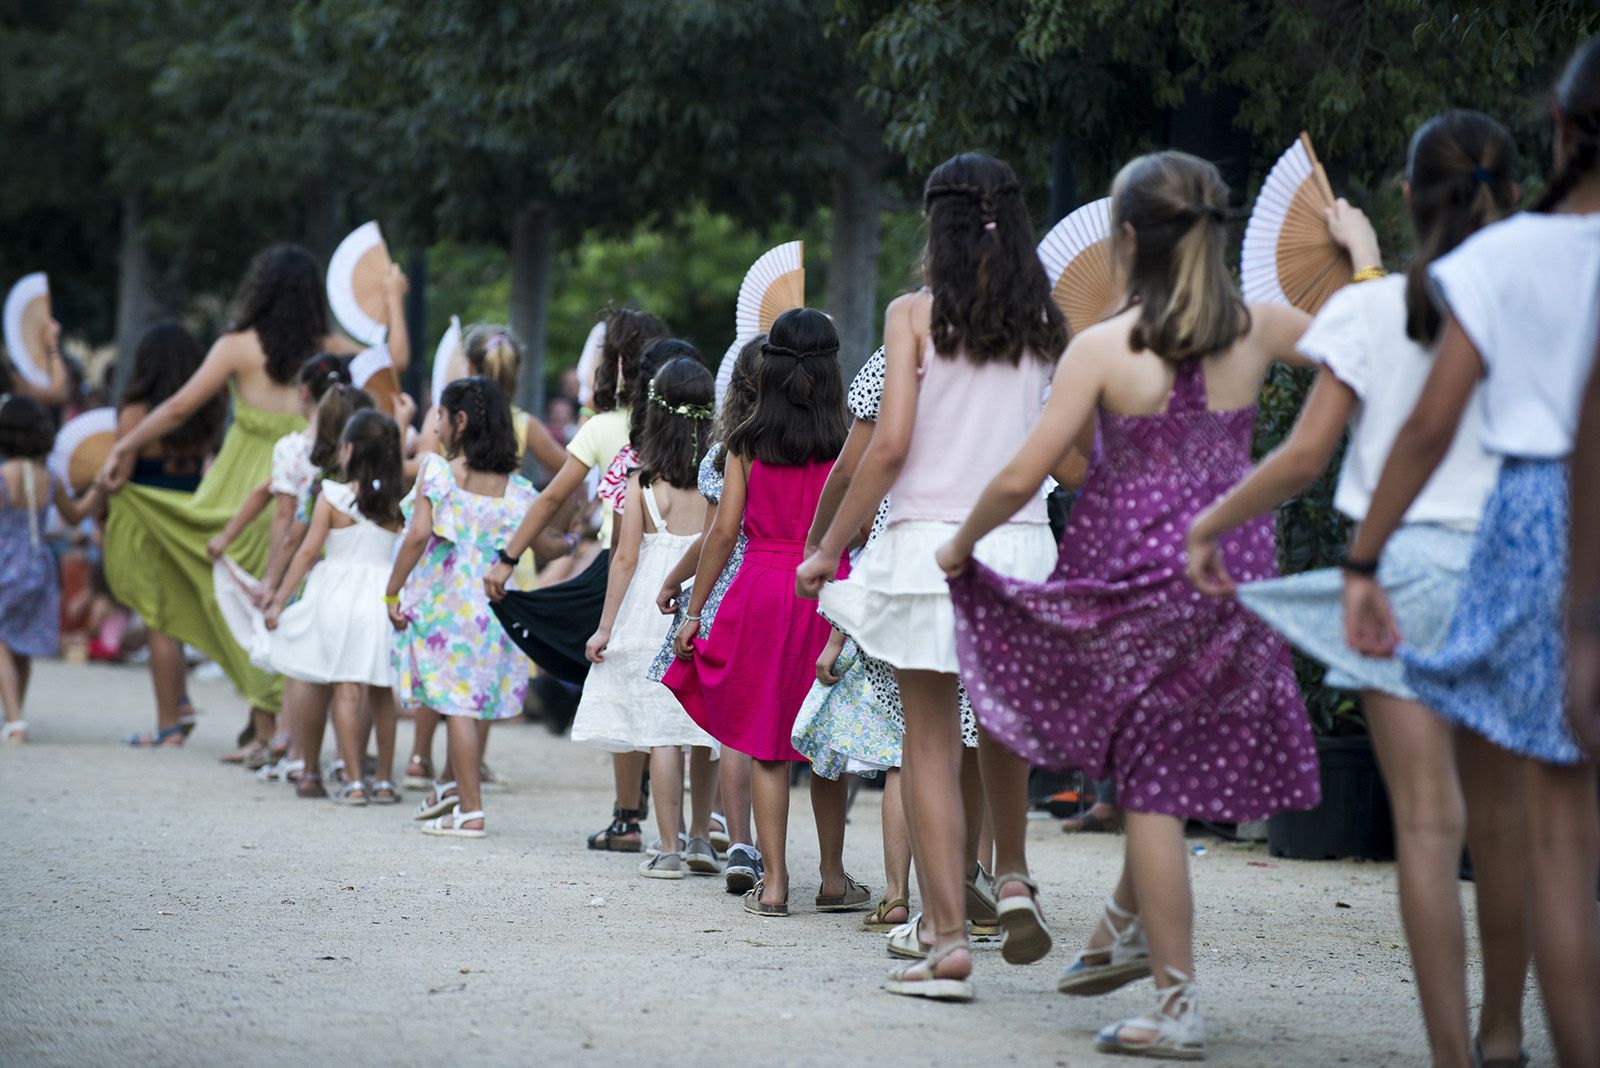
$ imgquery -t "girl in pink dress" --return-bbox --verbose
[665,308,867,918]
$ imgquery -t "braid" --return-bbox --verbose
[474,380,488,437]
[1535,120,1599,212]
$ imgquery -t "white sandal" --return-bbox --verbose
[1058,896,1152,995]
[1095,967,1204,1061]
[412,780,459,820]
[708,811,731,852]
[993,871,1052,964]
[420,809,486,839]
[886,912,930,960]
[885,940,974,1003]
[1,720,27,744]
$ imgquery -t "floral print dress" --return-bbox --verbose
[393,453,538,719]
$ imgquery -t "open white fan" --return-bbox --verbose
[1036,198,1118,335]
[48,407,116,493]
[327,221,391,345]
[4,273,53,388]
[430,316,466,407]
[574,319,605,409]
[1242,133,1352,316]
[349,342,401,409]
[735,241,804,341]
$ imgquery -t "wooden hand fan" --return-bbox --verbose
[1036,198,1118,335]
[735,241,804,341]
[48,407,116,493]
[714,336,744,410]
[348,342,401,410]
[430,315,466,407]
[4,273,53,389]
[575,319,605,409]
[327,221,392,345]
[1242,133,1352,315]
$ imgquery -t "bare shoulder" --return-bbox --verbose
[1064,308,1136,366]
[886,289,931,329]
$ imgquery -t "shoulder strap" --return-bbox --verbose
[642,479,666,530]
[1166,359,1209,414]
[22,463,40,548]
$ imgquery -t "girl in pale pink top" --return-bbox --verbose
[799,152,1070,1002]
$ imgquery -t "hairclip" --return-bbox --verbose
[371,478,381,490]
[647,382,714,420]
[1470,165,1492,184]
[983,221,997,231]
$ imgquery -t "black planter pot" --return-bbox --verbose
[1268,735,1394,861]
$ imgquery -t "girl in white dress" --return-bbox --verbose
[262,409,405,805]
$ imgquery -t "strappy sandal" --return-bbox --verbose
[296,773,328,800]
[242,743,272,770]
[334,780,369,806]
[587,807,643,852]
[886,913,930,960]
[1058,896,1151,996]
[421,809,486,838]
[886,940,974,1003]
[966,863,1000,935]
[413,781,459,820]
[369,780,402,804]
[816,873,872,913]
[863,898,912,933]
[402,755,433,790]
[124,723,186,748]
[1,720,27,745]
[1094,967,1204,1060]
[742,880,789,917]
[993,871,1053,965]
[708,811,731,852]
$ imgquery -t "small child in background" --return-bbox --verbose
[0,395,107,743]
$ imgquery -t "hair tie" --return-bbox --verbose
[983,221,997,231]
[1470,165,1491,184]
[371,478,381,490]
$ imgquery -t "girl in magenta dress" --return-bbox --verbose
[665,308,867,919]
[937,152,1323,1061]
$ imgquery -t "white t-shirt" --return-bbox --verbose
[1430,211,1600,459]
[1298,275,1498,530]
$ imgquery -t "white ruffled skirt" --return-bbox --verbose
[819,520,1056,674]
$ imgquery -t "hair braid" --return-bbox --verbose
[1535,122,1599,212]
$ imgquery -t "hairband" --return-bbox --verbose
[1470,165,1492,184]
[760,342,839,361]
[647,381,714,420]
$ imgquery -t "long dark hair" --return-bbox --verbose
[232,244,331,385]
[627,338,702,445]
[121,321,225,453]
[298,352,353,403]
[0,394,55,460]
[1403,111,1517,344]
[1112,151,1249,363]
[639,358,715,489]
[341,409,404,530]
[923,153,1067,366]
[439,376,519,475]
[726,308,847,466]
[310,384,373,475]
[713,334,763,475]
[592,308,669,413]
[1535,38,1600,213]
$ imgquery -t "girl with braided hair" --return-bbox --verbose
[1342,37,1600,1066]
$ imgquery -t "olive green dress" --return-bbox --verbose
[105,393,305,712]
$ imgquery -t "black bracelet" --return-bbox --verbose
[496,548,518,567]
[1338,552,1380,577]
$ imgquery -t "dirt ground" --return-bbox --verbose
[0,659,1549,1067]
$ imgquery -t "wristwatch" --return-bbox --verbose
[496,548,518,567]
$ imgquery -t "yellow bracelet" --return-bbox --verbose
[383,595,399,605]
[1351,265,1387,283]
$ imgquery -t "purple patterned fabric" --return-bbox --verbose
[950,361,1319,823]
[0,467,60,658]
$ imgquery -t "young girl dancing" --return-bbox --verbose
[0,395,106,744]
[1342,39,1600,1066]
[388,377,551,837]
[262,409,404,804]
[579,358,722,878]
[800,154,1064,999]
[936,152,1326,1054]
[1186,112,1530,1068]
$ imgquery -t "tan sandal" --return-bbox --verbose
[886,940,974,1002]
[994,871,1053,965]
[742,880,789,917]
[863,897,911,932]
[815,873,871,913]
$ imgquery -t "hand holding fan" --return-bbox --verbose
[4,273,54,389]
[718,241,805,405]
[48,407,117,493]
[348,342,401,410]
[1036,198,1119,335]
[1241,133,1352,316]
[327,222,392,346]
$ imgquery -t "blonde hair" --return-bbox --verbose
[463,325,522,400]
[1111,151,1248,363]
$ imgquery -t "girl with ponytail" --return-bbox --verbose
[1343,38,1600,1066]
[461,326,569,476]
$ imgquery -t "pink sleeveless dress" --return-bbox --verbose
[663,458,844,761]
[949,360,1320,823]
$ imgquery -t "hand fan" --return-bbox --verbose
[714,336,745,410]
[1241,133,1352,315]
[1036,197,1119,335]
[735,241,804,341]
[574,319,605,409]
[327,221,392,345]
[430,315,466,407]
[4,273,53,388]
[48,407,116,493]
[348,342,401,410]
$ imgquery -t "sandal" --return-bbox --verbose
[886,913,930,960]
[1,720,27,745]
[369,779,402,804]
[708,811,731,852]
[587,807,643,852]
[1094,967,1204,1060]
[994,871,1053,965]
[1472,1039,1530,1068]
[241,743,273,770]
[479,762,507,792]
[742,880,789,917]
[334,780,370,806]
[124,723,186,748]
[296,773,329,800]
[1058,896,1151,996]
[1061,805,1124,834]
[413,781,459,820]
[816,873,872,913]
[402,755,433,791]
[966,862,1000,935]
[886,940,974,1003]
[421,809,486,838]
[863,897,912,933]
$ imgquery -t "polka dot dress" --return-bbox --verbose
[949,360,1320,823]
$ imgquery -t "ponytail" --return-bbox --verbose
[1534,38,1600,214]
[341,409,404,529]
[463,325,522,400]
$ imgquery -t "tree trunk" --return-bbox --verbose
[509,200,553,425]
[1049,133,1080,225]
[403,247,427,413]
[825,98,886,385]
[113,189,158,401]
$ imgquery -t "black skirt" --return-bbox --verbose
[492,549,608,685]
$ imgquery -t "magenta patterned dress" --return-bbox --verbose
[949,360,1320,823]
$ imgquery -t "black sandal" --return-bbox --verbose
[587,807,643,852]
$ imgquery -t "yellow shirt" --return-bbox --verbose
[565,407,630,548]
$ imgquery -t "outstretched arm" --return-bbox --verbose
[51,477,105,526]
[99,338,238,489]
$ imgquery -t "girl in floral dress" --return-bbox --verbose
[386,377,563,837]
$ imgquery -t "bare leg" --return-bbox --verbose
[979,726,1035,901]
[1522,759,1600,1066]
[720,748,755,848]
[650,745,686,852]
[1364,691,1471,1068]
[368,687,398,784]
[751,759,793,906]
[445,715,485,828]
[0,645,25,727]
[411,706,441,769]
[1123,811,1193,996]
[290,680,332,773]
[613,750,647,811]
[880,769,912,922]
[145,630,186,734]
[687,746,716,841]
[810,772,850,897]
[251,706,275,747]
[961,746,986,871]
[330,683,366,793]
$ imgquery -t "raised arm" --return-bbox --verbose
[17,318,70,406]
[382,265,410,373]
[99,337,239,489]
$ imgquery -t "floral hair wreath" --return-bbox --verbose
[647,381,714,420]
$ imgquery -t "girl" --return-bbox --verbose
[667,308,868,918]
[1187,111,1529,1068]
[388,377,557,837]
[413,326,568,475]
[0,395,106,743]
[579,358,721,878]
[799,154,1066,1000]
[933,151,1330,1054]
[262,409,404,804]
[1341,39,1600,1067]
[115,322,226,747]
